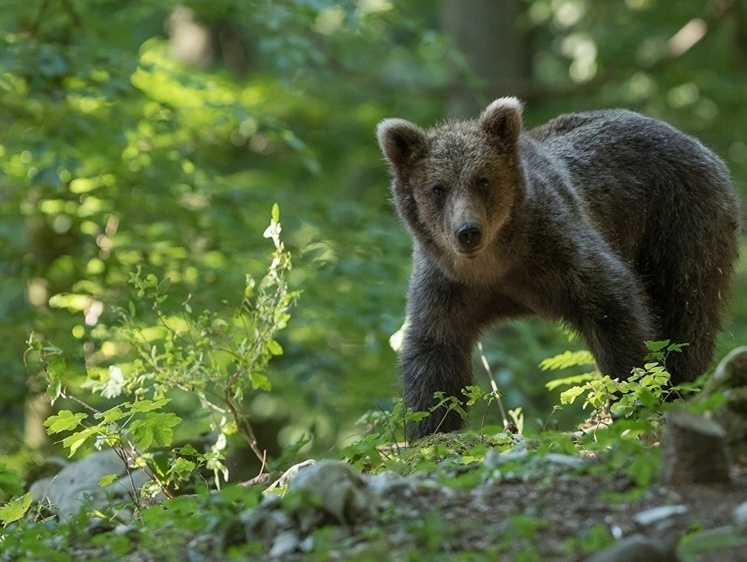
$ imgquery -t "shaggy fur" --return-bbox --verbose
[377,98,741,438]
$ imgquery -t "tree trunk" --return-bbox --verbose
[441,0,532,118]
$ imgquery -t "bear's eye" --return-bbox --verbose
[477,177,490,191]
[430,183,446,199]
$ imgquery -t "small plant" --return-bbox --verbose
[342,387,518,476]
[542,341,689,491]
[560,522,615,556]
[341,400,424,472]
[544,340,694,423]
[29,204,297,497]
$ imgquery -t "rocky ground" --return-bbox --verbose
[245,453,747,561]
[21,427,747,561]
[22,347,747,560]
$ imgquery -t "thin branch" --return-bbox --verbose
[476,341,512,431]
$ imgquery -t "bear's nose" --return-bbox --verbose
[456,224,482,251]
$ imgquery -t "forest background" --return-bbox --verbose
[1,0,747,482]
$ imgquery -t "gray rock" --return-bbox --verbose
[632,505,688,527]
[288,459,379,528]
[732,501,747,530]
[263,459,316,496]
[676,525,746,559]
[544,453,587,468]
[29,449,151,518]
[268,530,301,558]
[710,346,747,388]
[364,471,416,499]
[243,460,380,557]
[705,347,747,460]
[242,500,294,543]
[585,534,677,562]
[484,448,528,467]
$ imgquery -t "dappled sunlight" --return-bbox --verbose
[0,6,745,557]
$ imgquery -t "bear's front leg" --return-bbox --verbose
[400,325,475,439]
[399,266,495,439]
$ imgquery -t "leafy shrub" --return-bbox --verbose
[543,340,695,422]
[31,205,296,495]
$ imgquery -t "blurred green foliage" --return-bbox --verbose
[1,0,745,476]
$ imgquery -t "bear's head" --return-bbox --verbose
[377,97,524,276]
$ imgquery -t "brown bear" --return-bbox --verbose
[377,97,741,438]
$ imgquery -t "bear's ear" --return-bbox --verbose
[376,118,427,174]
[479,97,523,146]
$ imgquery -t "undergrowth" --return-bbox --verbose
[0,246,704,560]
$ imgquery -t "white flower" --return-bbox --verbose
[102,365,126,399]
[263,219,282,248]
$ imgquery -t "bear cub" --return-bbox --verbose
[377,97,741,438]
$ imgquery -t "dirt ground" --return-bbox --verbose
[357,462,747,560]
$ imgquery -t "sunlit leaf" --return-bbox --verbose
[99,473,120,487]
[129,398,171,414]
[539,350,595,371]
[0,493,33,525]
[559,386,587,405]
[44,410,87,434]
[130,412,180,449]
[545,372,596,391]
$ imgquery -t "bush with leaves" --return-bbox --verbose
[543,340,700,428]
[28,205,295,499]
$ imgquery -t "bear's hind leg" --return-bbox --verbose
[564,252,654,381]
[649,264,735,385]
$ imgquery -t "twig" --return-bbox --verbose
[476,341,512,431]
[59,389,103,415]
[223,388,266,466]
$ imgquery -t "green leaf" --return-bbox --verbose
[170,457,196,477]
[98,406,125,424]
[0,492,33,525]
[100,366,126,399]
[158,277,171,294]
[266,339,283,356]
[46,376,62,404]
[250,372,271,391]
[130,412,181,449]
[271,202,280,223]
[42,344,64,355]
[545,372,596,391]
[47,356,67,378]
[539,350,596,371]
[177,443,198,456]
[636,388,659,409]
[99,473,119,487]
[559,385,587,405]
[44,410,87,434]
[644,340,670,352]
[61,426,99,457]
[128,398,170,414]
[45,356,68,404]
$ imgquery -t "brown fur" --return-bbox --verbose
[377,98,742,438]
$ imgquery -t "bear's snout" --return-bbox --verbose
[455,224,483,254]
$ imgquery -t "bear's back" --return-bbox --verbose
[523,108,737,262]
[525,109,729,186]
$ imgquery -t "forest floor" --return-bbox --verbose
[10,412,747,561]
[245,427,747,561]
[350,460,747,561]
[8,435,747,561]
